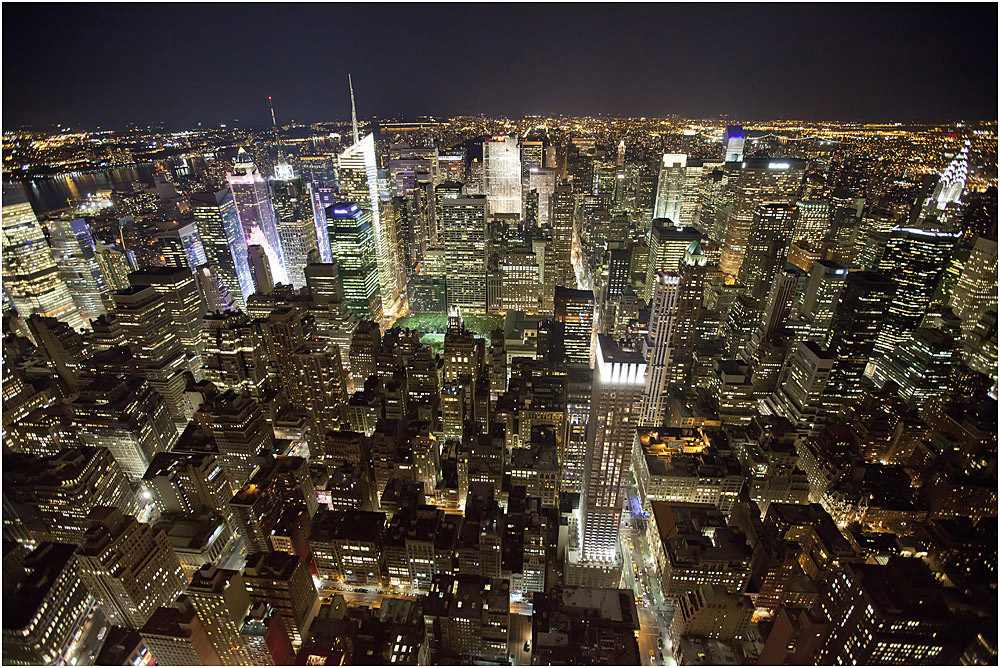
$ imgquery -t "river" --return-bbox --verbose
[13,158,200,214]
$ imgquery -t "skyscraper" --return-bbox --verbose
[483,135,522,216]
[191,189,254,311]
[793,200,832,249]
[653,153,688,222]
[951,235,998,332]
[48,217,108,324]
[717,158,806,278]
[247,244,274,296]
[129,266,206,380]
[112,285,192,430]
[825,271,896,404]
[641,271,680,425]
[581,335,647,562]
[873,224,959,361]
[723,125,745,162]
[645,223,703,300]
[75,507,187,629]
[339,132,399,317]
[227,148,288,285]
[1,184,83,331]
[185,565,254,665]
[548,183,576,290]
[738,203,798,307]
[439,194,488,313]
[272,176,318,289]
[326,202,383,321]
[555,286,595,365]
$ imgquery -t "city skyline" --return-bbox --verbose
[3,4,998,130]
[2,7,997,667]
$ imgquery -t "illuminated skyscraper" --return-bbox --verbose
[548,183,576,290]
[668,241,709,387]
[555,286,595,365]
[227,148,288,285]
[185,565,254,666]
[75,507,187,629]
[799,260,847,344]
[247,245,274,296]
[326,202,382,321]
[930,141,970,210]
[825,271,896,404]
[645,223,703,300]
[129,266,206,380]
[339,132,399,317]
[191,189,254,311]
[242,551,320,646]
[484,135,522,216]
[951,236,998,332]
[653,153,688,222]
[48,217,108,324]
[500,247,542,314]
[580,335,647,562]
[308,183,337,264]
[73,375,178,480]
[93,241,133,294]
[521,139,544,176]
[641,271,680,425]
[793,200,831,249]
[2,542,91,666]
[738,203,798,307]
[272,177,318,289]
[723,125,745,162]
[1,184,83,331]
[873,224,959,360]
[112,285,192,427]
[718,158,806,278]
[439,194,488,313]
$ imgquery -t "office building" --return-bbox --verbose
[1,542,91,666]
[644,223,702,300]
[1,184,83,331]
[190,189,254,311]
[128,266,206,379]
[718,158,806,277]
[439,195,488,312]
[326,202,383,321]
[48,216,108,324]
[554,286,594,365]
[75,508,187,629]
[483,135,522,216]
[3,447,137,545]
[227,147,288,285]
[243,552,320,646]
[874,224,959,361]
[580,335,647,561]
[339,132,400,316]
[641,271,680,425]
[185,565,254,665]
[139,600,221,666]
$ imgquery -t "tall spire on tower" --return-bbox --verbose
[349,74,360,145]
[268,96,293,180]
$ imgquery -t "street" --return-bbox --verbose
[622,482,677,666]
[508,613,533,665]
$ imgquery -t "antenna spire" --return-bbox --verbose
[268,95,282,160]
[349,74,360,145]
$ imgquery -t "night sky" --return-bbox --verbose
[3,3,996,130]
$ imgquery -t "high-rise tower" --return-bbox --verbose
[1,184,83,331]
[580,335,647,562]
[484,136,522,216]
[227,149,288,285]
